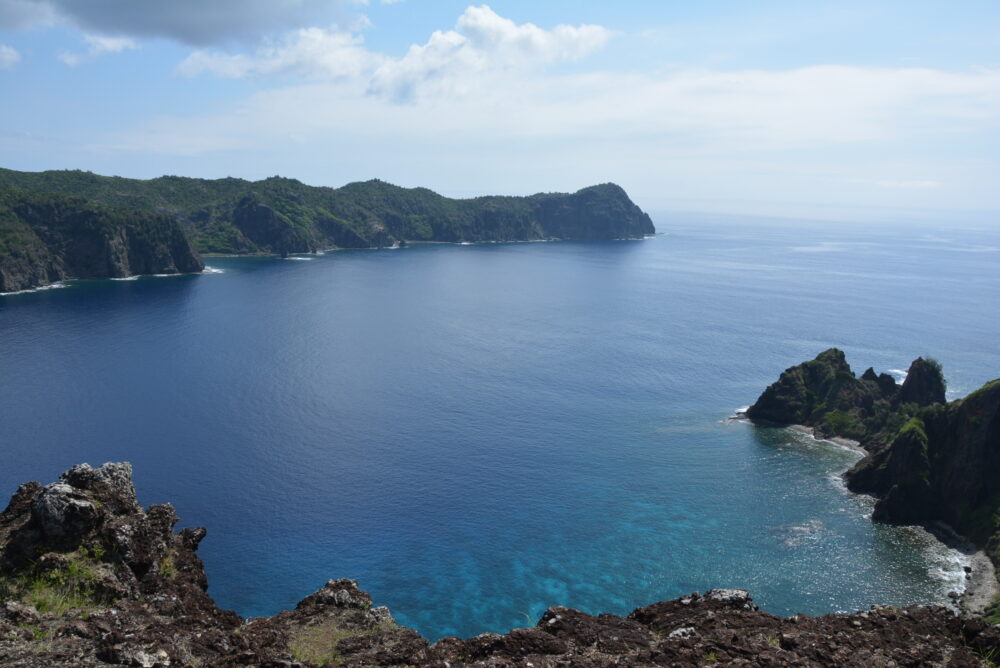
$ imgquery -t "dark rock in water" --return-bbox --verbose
[1,463,997,666]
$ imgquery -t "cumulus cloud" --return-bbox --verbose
[175,4,611,94]
[0,43,20,69]
[177,26,383,79]
[369,4,613,100]
[58,34,136,67]
[0,0,362,45]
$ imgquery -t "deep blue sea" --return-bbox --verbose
[1,212,998,640]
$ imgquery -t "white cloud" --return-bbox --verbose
[58,34,136,67]
[174,4,611,93]
[177,26,383,79]
[0,43,20,69]
[369,4,613,100]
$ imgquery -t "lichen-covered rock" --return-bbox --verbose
[31,483,99,541]
[61,463,142,515]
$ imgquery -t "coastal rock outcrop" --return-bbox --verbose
[747,351,1000,623]
[746,348,946,443]
[1,462,998,666]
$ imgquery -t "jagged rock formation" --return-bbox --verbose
[0,169,656,290]
[0,187,204,293]
[747,351,1000,623]
[745,348,948,444]
[1,463,998,666]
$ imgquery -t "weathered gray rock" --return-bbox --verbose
[31,482,98,540]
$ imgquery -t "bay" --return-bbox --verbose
[1,212,997,640]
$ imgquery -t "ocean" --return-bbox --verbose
[1,211,997,640]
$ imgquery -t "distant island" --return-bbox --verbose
[0,168,655,293]
[746,349,1000,621]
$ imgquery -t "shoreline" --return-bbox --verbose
[782,423,997,616]
[8,238,654,294]
[201,235,654,257]
[784,423,869,455]
[1,267,218,297]
[924,522,1000,617]
[735,412,996,618]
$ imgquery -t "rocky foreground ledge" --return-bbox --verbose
[1,464,998,667]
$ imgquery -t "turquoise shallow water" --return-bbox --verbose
[1,213,998,640]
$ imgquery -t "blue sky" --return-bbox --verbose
[1,1,998,217]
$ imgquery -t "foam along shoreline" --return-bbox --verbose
[924,522,1000,617]
[725,411,867,455]
[780,422,999,615]
[731,411,994,616]
[785,424,999,618]
[0,281,68,296]
[785,423,868,455]
[1,266,223,297]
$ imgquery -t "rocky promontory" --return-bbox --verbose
[2,462,998,667]
[747,350,1000,623]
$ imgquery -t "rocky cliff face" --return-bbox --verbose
[0,187,203,293]
[747,351,1000,621]
[1,463,998,667]
[846,381,1000,548]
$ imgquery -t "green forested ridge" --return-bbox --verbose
[0,168,656,258]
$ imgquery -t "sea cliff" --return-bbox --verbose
[1,463,998,667]
[0,169,656,292]
[747,349,1000,623]
[0,187,204,293]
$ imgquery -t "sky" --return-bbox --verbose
[1,0,999,218]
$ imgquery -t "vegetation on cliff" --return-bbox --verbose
[0,186,204,293]
[0,168,655,266]
[1,463,997,667]
[748,350,1000,616]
